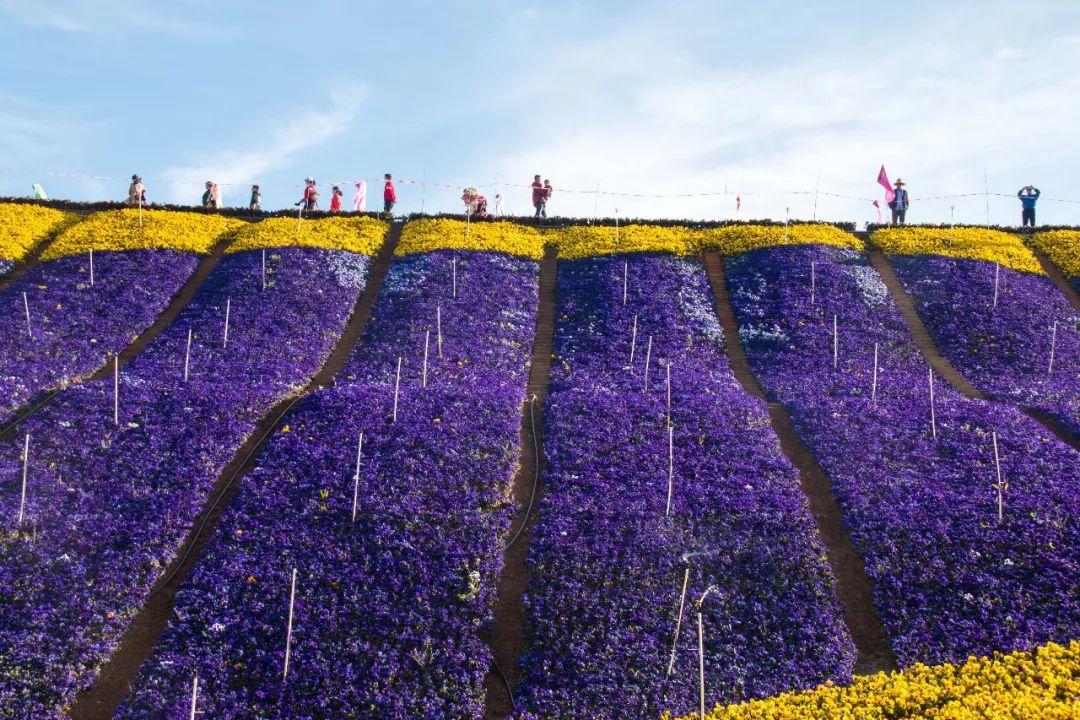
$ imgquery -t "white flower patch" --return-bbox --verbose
[847,264,889,306]
[327,252,372,289]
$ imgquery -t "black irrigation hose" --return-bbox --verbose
[147,395,304,600]
[504,395,540,551]
[0,389,60,441]
[491,658,516,707]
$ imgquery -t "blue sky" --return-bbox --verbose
[2,0,1079,224]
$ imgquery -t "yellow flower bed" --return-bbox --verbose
[871,227,1043,275]
[547,224,698,259]
[44,209,243,259]
[699,224,863,256]
[1030,230,1080,279]
[229,216,388,255]
[397,218,544,260]
[664,641,1080,720]
[0,203,75,262]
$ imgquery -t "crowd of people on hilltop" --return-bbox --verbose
[123,171,1050,227]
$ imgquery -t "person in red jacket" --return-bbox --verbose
[329,185,343,213]
[383,173,397,213]
[531,174,545,218]
[296,177,318,211]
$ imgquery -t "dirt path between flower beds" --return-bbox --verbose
[866,246,1080,451]
[0,235,235,443]
[67,223,403,720]
[702,250,898,676]
[483,245,557,720]
[1029,246,1080,313]
[0,221,68,294]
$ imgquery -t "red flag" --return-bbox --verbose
[872,200,882,223]
[877,166,896,204]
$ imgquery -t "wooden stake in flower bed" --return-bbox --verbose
[1047,321,1058,375]
[623,260,628,306]
[422,331,430,389]
[928,367,936,439]
[992,431,1007,523]
[666,567,690,677]
[992,263,1000,309]
[871,343,879,408]
[697,586,719,720]
[832,315,838,369]
[392,357,402,423]
[643,335,653,392]
[222,298,231,349]
[436,304,443,359]
[261,249,267,292]
[629,315,639,366]
[184,328,193,381]
[665,424,674,516]
[283,568,297,680]
[666,361,672,427]
[188,673,199,720]
[89,247,94,288]
[17,433,29,527]
[452,257,458,300]
[351,431,363,523]
[114,356,120,427]
[23,291,32,339]
[810,261,815,306]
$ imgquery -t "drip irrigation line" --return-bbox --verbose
[490,658,516,707]
[146,395,305,600]
[504,395,539,551]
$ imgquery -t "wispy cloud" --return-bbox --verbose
[160,87,368,204]
[0,0,217,35]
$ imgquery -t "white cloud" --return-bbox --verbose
[160,87,368,204]
[478,9,1080,225]
[0,0,216,35]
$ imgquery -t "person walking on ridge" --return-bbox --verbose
[330,185,344,213]
[296,177,319,211]
[250,185,261,212]
[383,173,397,214]
[532,174,545,218]
[889,178,909,224]
[127,174,146,206]
[543,178,554,216]
[1017,185,1040,227]
[202,181,215,209]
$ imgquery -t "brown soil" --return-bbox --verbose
[702,251,898,675]
[66,223,403,720]
[482,245,557,719]
[1029,245,1080,313]
[0,221,66,294]
[0,235,234,442]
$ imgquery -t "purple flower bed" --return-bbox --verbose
[117,250,538,718]
[0,247,373,717]
[0,250,199,424]
[514,255,854,718]
[890,255,1079,438]
[726,244,1080,666]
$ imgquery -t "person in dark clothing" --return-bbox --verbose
[889,178,909,224]
[250,185,261,212]
[1018,185,1040,227]
[296,177,319,211]
[531,174,545,218]
[202,181,215,208]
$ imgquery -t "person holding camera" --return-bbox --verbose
[1017,185,1040,227]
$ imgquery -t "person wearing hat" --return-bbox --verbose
[202,181,215,209]
[1017,185,1040,227]
[296,177,319,211]
[249,184,261,212]
[888,178,909,224]
[127,174,146,205]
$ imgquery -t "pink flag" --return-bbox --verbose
[735,195,741,214]
[877,166,896,204]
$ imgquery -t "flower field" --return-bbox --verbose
[1032,230,1080,293]
[0,218,385,716]
[0,209,1077,718]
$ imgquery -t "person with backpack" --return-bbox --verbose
[296,177,319,211]
[383,173,397,213]
[1017,185,1041,227]
[888,178,909,224]
[531,174,545,218]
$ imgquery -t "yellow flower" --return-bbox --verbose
[397,218,544,259]
[229,215,388,255]
[663,641,1080,720]
[44,209,243,259]
[1030,230,1080,279]
[0,203,76,261]
[698,224,863,255]
[871,226,1043,275]
[547,224,698,259]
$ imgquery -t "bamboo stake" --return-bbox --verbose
[665,424,674,516]
[832,315,838,369]
[17,433,29,527]
[629,315,638,366]
[810,261,815,305]
[698,613,706,718]
[283,568,297,679]
[114,356,120,426]
[351,431,363,523]
[452,257,457,299]
[188,674,199,720]
[436,304,443,359]
[1048,321,1058,375]
[871,343,879,407]
[392,357,402,423]
[89,247,94,287]
[222,298,231,349]
[666,568,690,677]
[262,248,267,291]
[622,260,628,305]
[422,331,430,388]
[665,362,672,427]
[184,328,192,381]
[992,263,1000,309]
[992,431,1005,523]
[23,292,32,339]
[929,367,936,439]
[643,335,653,392]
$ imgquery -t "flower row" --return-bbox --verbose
[0,203,74,272]
[871,226,1044,275]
